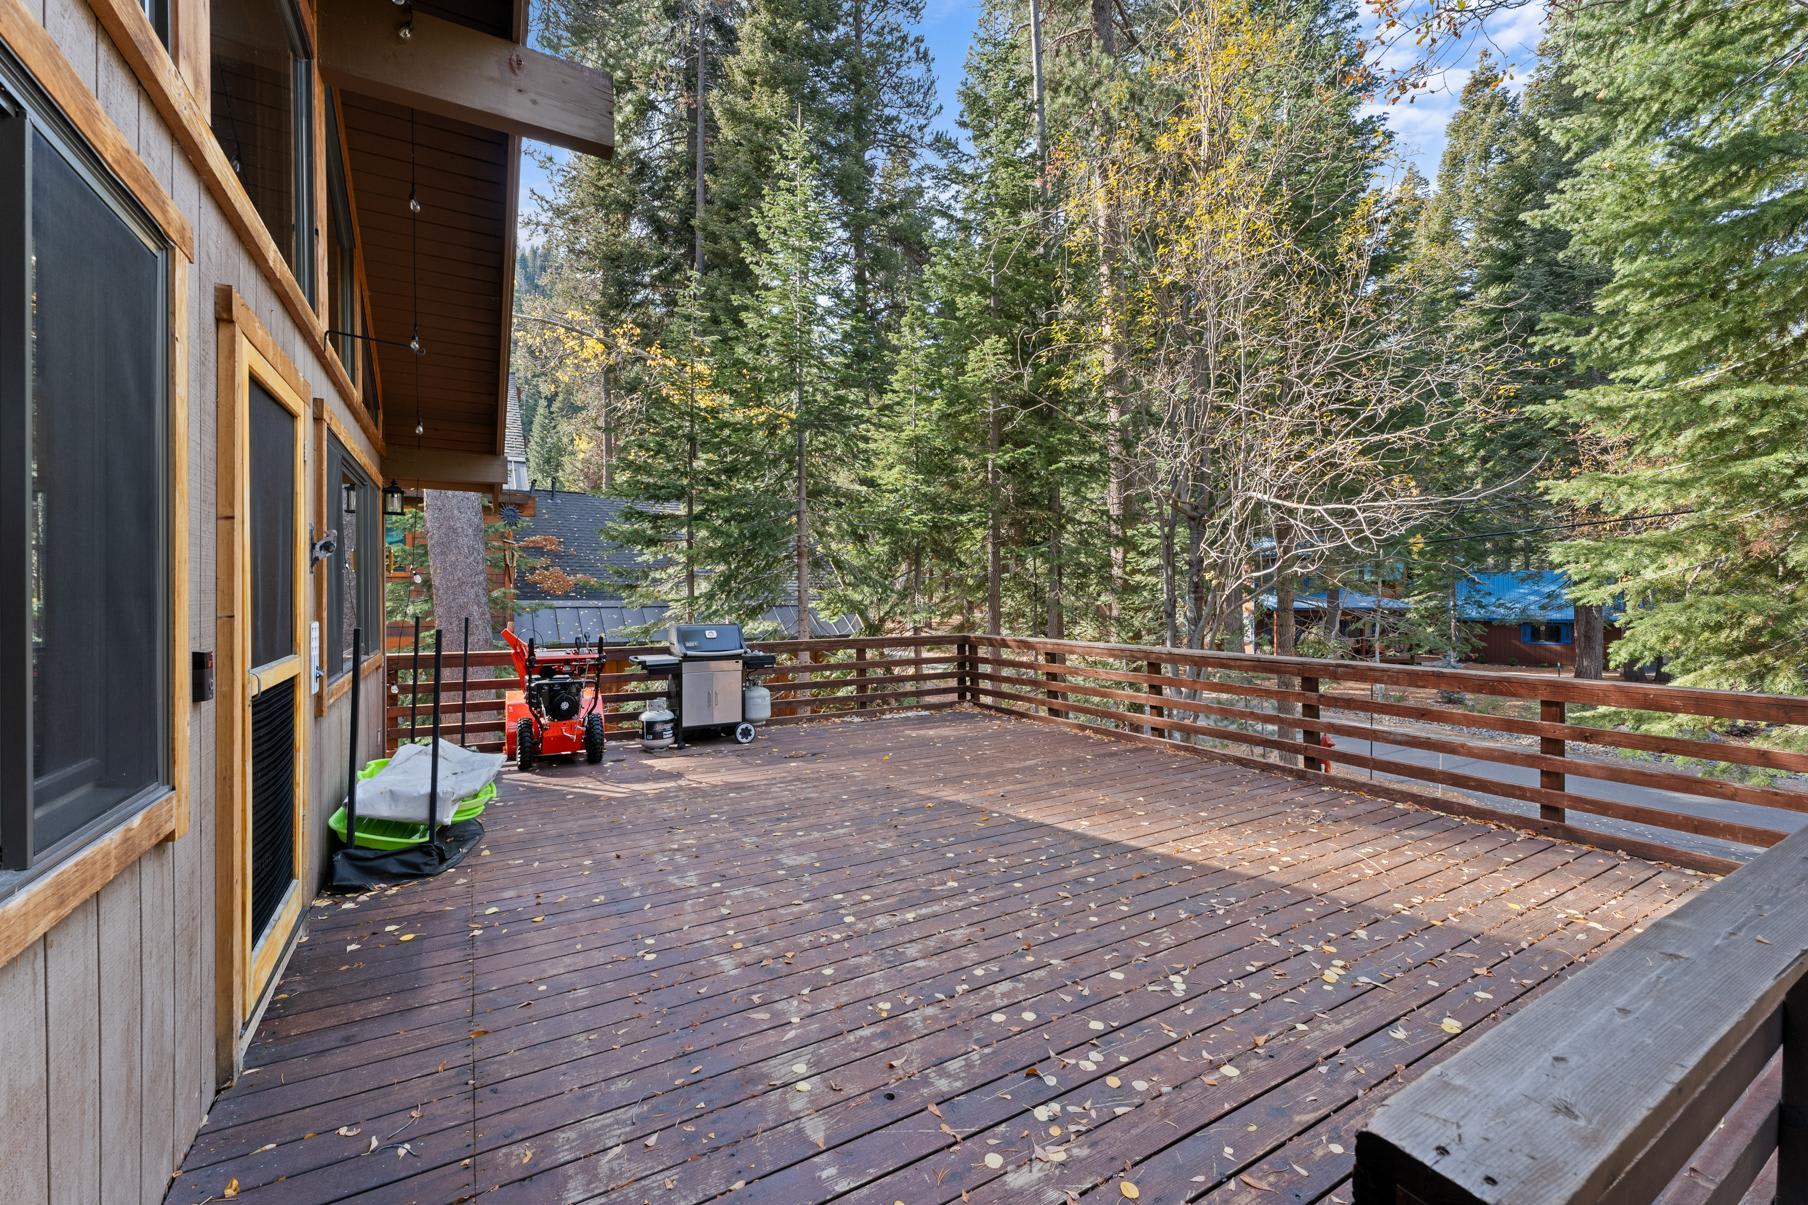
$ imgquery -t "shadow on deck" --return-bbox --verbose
[166,709,1708,1204]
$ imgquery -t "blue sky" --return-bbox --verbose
[520,2,1548,234]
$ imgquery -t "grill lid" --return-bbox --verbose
[670,622,747,657]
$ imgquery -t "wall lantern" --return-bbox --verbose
[382,480,406,516]
[342,480,359,515]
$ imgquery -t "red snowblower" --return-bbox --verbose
[501,628,606,771]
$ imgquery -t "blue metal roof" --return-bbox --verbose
[1258,589,1411,613]
[1455,571,1583,623]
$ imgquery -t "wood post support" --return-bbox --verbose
[1783,976,1807,1202]
[1042,649,1060,718]
[854,661,868,711]
[1540,698,1567,822]
[1302,675,1323,773]
[1146,659,1164,739]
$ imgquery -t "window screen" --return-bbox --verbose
[249,381,297,669]
[6,107,169,864]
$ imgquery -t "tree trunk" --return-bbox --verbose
[794,422,809,639]
[600,367,615,492]
[986,270,1003,636]
[1321,585,1344,651]
[1274,573,1299,764]
[1274,576,1296,657]
[1045,481,1064,639]
[423,489,494,648]
[1088,1,1127,637]
[1574,603,1605,679]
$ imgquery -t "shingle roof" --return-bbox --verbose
[514,488,645,602]
[510,487,859,644]
[504,379,527,462]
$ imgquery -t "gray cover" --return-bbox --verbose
[360,740,504,825]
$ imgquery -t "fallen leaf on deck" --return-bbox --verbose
[336,1125,362,1137]
[1120,1183,1141,1199]
[1440,1018,1463,1034]
[223,1179,240,1198]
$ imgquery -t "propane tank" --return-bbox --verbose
[639,700,675,750]
[742,683,772,725]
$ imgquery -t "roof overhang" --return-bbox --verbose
[322,0,612,493]
[318,0,613,159]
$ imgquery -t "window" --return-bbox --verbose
[1,59,171,871]
[327,438,380,677]
[211,0,313,299]
[141,0,170,48]
[1521,622,1573,645]
[324,94,361,386]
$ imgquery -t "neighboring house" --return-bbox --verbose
[0,3,612,1198]
[1455,570,1622,667]
[508,487,858,644]
[1257,588,1413,657]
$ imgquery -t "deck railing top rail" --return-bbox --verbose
[1352,823,1808,1204]
[972,634,1808,725]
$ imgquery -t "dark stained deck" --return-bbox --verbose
[166,709,1709,1204]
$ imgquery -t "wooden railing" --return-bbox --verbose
[1352,823,1808,1204]
[385,631,1808,873]
[384,634,966,753]
[966,635,1808,875]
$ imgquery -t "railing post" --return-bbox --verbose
[1783,976,1807,1201]
[1145,659,1164,739]
[1042,648,1061,719]
[1540,698,1567,822]
[1301,675,1323,773]
[958,636,971,703]
[854,657,868,711]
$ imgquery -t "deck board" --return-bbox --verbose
[165,709,1709,1205]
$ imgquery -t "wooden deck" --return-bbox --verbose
[166,710,1709,1205]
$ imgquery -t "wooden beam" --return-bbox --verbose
[383,445,507,491]
[317,0,614,158]
[496,133,522,456]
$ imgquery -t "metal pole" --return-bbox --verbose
[429,629,443,836]
[459,615,470,749]
[345,626,362,843]
[409,614,421,745]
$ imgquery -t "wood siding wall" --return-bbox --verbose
[1475,622,1624,668]
[1,0,386,1199]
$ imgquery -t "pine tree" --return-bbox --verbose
[607,273,722,622]
[1537,0,1808,692]
[722,116,859,635]
[525,396,574,487]
[1397,49,1609,671]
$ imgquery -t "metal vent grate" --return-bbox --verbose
[249,677,296,940]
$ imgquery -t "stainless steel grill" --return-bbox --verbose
[630,623,776,747]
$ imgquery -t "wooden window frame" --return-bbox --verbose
[0,33,191,968]
[81,0,386,456]
[213,286,310,1079]
[208,0,315,301]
